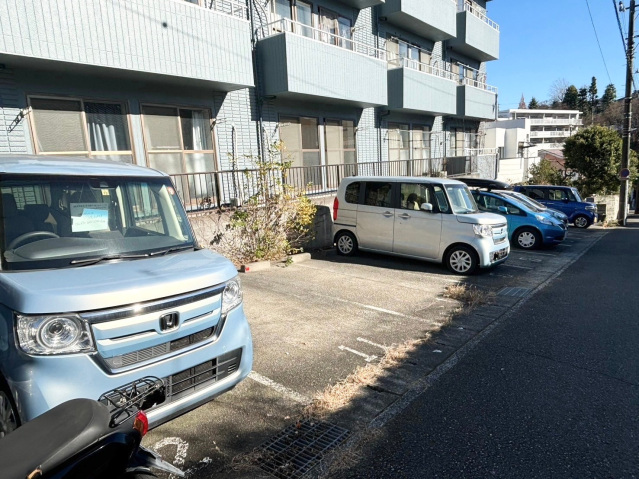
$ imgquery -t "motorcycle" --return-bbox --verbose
[0,377,184,479]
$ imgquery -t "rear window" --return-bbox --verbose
[344,182,360,204]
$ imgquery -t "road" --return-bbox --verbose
[335,222,639,478]
[143,226,608,478]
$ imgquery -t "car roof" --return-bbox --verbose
[0,155,167,178]
[341,176,466,186]
[455,177,512,190]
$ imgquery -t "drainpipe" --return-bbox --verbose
[249,0,266,161]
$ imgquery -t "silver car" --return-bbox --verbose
[0,155,253,434]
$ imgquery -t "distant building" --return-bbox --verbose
[486,109,582,183]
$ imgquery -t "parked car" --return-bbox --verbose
[0,155,253,435]
[513,185,597,228]
[332,176,510,275]
[468,188,567,249]
[497,190,569,226]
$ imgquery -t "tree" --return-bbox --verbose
[601,83,617,111]
[527,159,565,185]
[578,87,589,114]
[549,78,570,105]
[528,97,540,109]
[563,126,624,195]
[563,85,579,109]
[588,76,598,112]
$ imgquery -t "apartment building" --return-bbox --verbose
[487,109,582,183]
[0,0,500,206]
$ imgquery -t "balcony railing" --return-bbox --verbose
[257,18,386,60]
[530,131,571,138]
[170,156,494,211]
[462,76,498,93]
[389,55,458,82]
[529,118,583,126]
[457,0,499,31]
[188,0,248,19]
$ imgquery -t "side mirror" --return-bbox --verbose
[420,203,433,212]
[497,206,508,213]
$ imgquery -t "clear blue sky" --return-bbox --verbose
[488,0,629,110]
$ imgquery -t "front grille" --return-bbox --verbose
[164,348,242,401]
[104,327,215,370]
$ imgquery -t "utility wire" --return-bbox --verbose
[585,0,613,84]
[614,0,638,91]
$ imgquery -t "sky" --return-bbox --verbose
[488,0,630,110]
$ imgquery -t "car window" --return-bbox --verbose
[364,182,393,208]
[528,188,545,200]
[345,182,360,204]
[400,183,431,211]
[548,188,569,201]
[433,186,450,213]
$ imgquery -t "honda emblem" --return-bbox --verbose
[160,312,179,331]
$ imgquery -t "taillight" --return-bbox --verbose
[133,410,149,436]
[333,197,339,221]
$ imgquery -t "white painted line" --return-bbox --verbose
[556,243,572,247]
[248,371,310,404]
[357,337,387,351]
[501,264,534,270]
[339,345,378,362]
[435,297,457,303]
[515,250,556,257]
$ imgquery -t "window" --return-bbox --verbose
[29,97,133,163]
[412,126,431,160]
[279,116,321,185]
[388,123,410,163]
[345,182,360,204]
[433,185,450,213]
[364,182,393,208]
[141,105,215,175]
[548,188,574,201]
[273,0,313,36]
[449,128,478,157]
[386,37,431,71]
[325,119,356,167]
[320,8,352,48]
[400,183,431,211]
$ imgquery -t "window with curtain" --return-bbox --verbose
[279,116,322,186]
[319,8,352,48]
[388,123,410,163]
[272,0,312,35]
[386,37,431,72]
[29,96,133,163]
[412,126,431,160]
[141,105,215,175]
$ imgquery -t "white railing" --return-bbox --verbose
[194,0,248,19]
[462,76,498,93]
[530,131,571,138]
[388,54,458,82]
[529,118,583,126]
[257,18,386,60]
[458,0,499,31]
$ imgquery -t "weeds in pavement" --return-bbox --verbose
[443,283,492,310]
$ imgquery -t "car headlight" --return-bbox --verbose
[535,214,554,225]
[473,224,493,238]
[16,314,95,355]
[586,205,597,211]
[222,277,243,316]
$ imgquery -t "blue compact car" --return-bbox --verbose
[513,185,597,228]
[470,189,567,249]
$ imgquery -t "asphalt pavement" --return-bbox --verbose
[335,218,639,478]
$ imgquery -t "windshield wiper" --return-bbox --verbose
[148,244,196,256]
[70,253,150,266]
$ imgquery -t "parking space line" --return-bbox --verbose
[357,337,388,351]
[514,251,557,257]
[339,345,378,362]
[248,371,310,404]
[501,264,534,270]
[296,262,460,284]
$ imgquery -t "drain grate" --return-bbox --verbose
[497,287,531,298]
[257,420,350,478]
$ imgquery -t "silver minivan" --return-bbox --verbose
[0,155,253,434]
[332,176,510,274]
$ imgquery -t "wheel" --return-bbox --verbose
[8,231,59,250]
[573,214,591,229]
[335,231,358,256]
[515,227,541,249]
[0,384,19,438]
[445,245,478,275]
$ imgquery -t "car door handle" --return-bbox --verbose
[399,213,411,219]
[383,211,394,217]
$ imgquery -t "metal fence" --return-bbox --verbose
[170,156,491,212]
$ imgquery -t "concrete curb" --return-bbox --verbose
[239,260,271,273]
[287,252,312,264]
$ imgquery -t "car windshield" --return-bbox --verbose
[1,175,195,271]
[505,192,545,212]
[444,185,479,214]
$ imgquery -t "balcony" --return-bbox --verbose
[448,1,500,62]
[256,19,387,107]
[337,0,385,8]
[457,79,497,120]
[0,0,254,91]
[529,118,583,126]
[387,59,457,115]
[530,130,571,138]
[380,0,457,41]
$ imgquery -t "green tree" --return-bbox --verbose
[578,87,589,113]
[601,83,617,111]
[563,126,624,195]
[588,76,598,112]
[528,97,540,109]
[527,159,565,185]
[563,85,579,109]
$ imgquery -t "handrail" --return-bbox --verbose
[458,0,499,31]
[257,18,387,60]
[200,0,248,19]
[462,76,498,93]
[388,55,457,82]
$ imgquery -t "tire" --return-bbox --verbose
[445,245,478,275]
[335,231,358,256]
[573,214,591,229]
[515,227,541,249]
[0,383,19,438]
